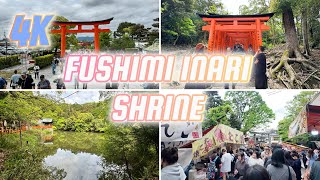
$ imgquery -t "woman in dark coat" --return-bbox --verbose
[254,46,268,89]
[291,153,302,180]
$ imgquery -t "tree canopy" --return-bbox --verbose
[203,91,275,133]
[0,91,159,179]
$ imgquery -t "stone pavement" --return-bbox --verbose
[1,59,147,89]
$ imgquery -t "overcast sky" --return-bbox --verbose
[222,0,249,14]
[0,0,159,37]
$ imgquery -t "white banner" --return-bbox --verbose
[161,122,202,142]
[288,107,308,138]
[161,141,191,150]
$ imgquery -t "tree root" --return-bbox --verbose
[269,50,320,89]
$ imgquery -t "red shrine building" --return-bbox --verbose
[198,13,274,53]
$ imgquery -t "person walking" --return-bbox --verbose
[37,75,51,89]
[309,156,320,180]
[51,60,56,75]
[221,148,233,180]
[54,78,66,89]
[262,146,272,161]
[301,150,308,169]
[285,151,295,167]
[10,70,20,89]
[234,152,250,179]
[33,64,40,79]
[248,150,264,167]
[291,153,302,180]
[161,147,186,180]
[254,46,268,89]
[307,149,318,170]
[18,72,34,89]
[0,76,7,89]
[243,165,270,180]
[247,44,255,56]
[207,150,222,180]
[267,149,296,180]
[58,59,63,74]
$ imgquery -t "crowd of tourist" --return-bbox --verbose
[193,43,268,89]
[161,144,320,180]
[0,58,67,89]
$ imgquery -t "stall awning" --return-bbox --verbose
[192,124,245,159]
[288,93,320,138]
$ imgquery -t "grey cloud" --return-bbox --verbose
[0,0,159,35]
[82,0,117,7]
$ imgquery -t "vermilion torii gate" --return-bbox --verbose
[198,13,274,53]
[51,18,113,57]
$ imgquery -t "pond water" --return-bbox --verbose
[41,131,107,180]
[44,148,104,180]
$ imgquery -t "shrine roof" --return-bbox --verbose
[198,13,274,22]
[52,17,114,25]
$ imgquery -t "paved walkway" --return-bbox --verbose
[161,50,255,89]
[1,58,146,89]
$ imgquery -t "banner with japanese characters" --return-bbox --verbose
[161,122,202,142]
[192,124,245,159]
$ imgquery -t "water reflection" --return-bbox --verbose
[44,148,103,180]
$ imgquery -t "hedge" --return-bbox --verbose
[31,50,53,59]
[34,54,54,68]
[0,55,20,70]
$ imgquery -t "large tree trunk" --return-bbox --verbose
[282,6,304,59]
[272,18,276,46]
[296,16,300,43]
[301,8,311,56]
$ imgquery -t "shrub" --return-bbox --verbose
[34,54,54,68]
[0,55,20,70]
[31,50,52,59]
[110,36,135,50]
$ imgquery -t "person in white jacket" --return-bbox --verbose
[161,147,186,180]
[248,150,264,166]
[221,148,234,180]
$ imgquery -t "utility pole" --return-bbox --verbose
[4,31,7,60]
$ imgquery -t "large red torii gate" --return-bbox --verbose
[198,13,274,53]
[51,18,113,57]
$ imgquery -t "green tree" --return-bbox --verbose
[161,0,196,45]
[49,16,78,54]
[225,91,275,133]
[114,22,136,38]
[110,35,135,50]
[100,123,158,180]
[147,18,160,45]
[239,0,270,15]
[203,104,233,129]
[204,91,223,110]
[161,0,227,45]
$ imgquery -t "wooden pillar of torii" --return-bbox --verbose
[51,18,114,57]
[198,13,274,53]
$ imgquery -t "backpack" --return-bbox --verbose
[0,77,7,89]
[38,80,50,89]
[56,82,65,89]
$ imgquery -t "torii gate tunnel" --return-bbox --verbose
[51,18,113,57]
[198,13,274,53]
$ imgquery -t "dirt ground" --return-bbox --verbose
[161,45,320,89]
